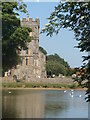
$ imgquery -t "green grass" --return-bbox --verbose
[2,81,81,89]
[2,82,22,88]
[68,83,77,89]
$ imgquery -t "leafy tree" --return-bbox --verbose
[46,54,70,76]
[69,67,78,75]
[46,61,67,76]
[41,2,90,101]
[2,2,32,73]
[73,67,87,86]
[39,47,70,76]
[47,54,70,68]
[39,46,47,55]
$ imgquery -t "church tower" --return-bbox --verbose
[11,18,46,80]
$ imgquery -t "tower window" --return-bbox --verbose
[26,58,28,65]
[26,48,28,54]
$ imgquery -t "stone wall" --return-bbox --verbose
[39,51,46,78]
[2,77,73,85]
[26,78,73,84]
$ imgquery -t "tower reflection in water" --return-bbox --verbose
[2,90,88,118]
[3,91,45,118]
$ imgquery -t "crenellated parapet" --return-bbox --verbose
[21,18,40,39]
[21,18,40,28]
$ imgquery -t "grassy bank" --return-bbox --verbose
[2,81,86,89]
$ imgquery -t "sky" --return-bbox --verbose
[19,2,87,68]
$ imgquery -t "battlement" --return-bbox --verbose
[21,18,40,28]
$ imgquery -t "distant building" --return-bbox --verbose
[10,18,46,80]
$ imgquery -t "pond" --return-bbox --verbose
[2,89,88,118]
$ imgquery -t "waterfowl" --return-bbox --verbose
[64,90,66,93]
[71,95,74,97]
[79,95,82,97]
[9,91,11,94]
[71,89,74,92]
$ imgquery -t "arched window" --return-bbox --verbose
[26,58,28,65]
[26,48,28,54]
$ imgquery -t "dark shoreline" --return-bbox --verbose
[2,87,87,90]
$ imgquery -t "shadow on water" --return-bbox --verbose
[45,102,68,118]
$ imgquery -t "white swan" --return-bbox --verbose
[71,95,74,97]
[64,90,66,93]
[79,95,82,97]
[9,91,11,94]
[71,89,74,92]
[69,91,74,96]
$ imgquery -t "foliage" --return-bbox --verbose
[2,2,31,73]
[46,54,71,76]
[39,46,47,55]
[85,62,90,102]
[74,67,87,84]
[39,47,70,76]
[41,2,90,101]
[69,68,78,75]
[41,2,90,53]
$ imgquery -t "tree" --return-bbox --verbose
[46,54,71,76]
[2,2,32,73]
[39,46,47,55]
[41,2,90,101]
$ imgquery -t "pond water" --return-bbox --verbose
[2,89,88,118]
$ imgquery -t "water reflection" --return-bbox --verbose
[45,102,68,118]
[2,90,88,118]
[2,95,17,118]
[15,94,45,118]
[3,90,45,118]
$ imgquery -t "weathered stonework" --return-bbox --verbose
[10,18,46,80]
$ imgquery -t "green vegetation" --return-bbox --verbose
[46,54,71,76]
[2,81,80,89]
[41,2,90,101]
[2,2,31,73]
[39,46,47,55]
[39,46,71,77]
[69,68,78,75]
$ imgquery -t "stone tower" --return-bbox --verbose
[11,18,46,80]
